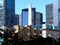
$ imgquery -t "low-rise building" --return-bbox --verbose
[19,25,60,40]
[42,29,59,40]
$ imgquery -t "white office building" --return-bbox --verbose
[53,0,60,29]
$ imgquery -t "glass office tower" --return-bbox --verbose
[5,0,15,27]
[21,9,28,26]
[21,8,43,26]
[0,0,15,28]
[21,8,36,26]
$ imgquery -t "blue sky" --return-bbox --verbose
[15,0,52,22]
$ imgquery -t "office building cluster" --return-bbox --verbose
[20,5,43,26]
[0,0,19,29]
[0,0,60,44]
[0,0,60,36]
[20,0,60,30]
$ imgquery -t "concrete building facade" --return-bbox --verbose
[46,4,53,25]
[46,0,60,30]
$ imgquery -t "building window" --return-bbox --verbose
[59,9,60,12]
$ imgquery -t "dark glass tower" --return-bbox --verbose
[5,0,15,27]
[0,0,15,28]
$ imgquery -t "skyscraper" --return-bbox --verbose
[5,0,15,27]
[21,8,35,26]
[53,0,60,29]
[0,0,15,28]
[46,0,60,30]
[35,12,43,25]
[21,5,43,26]
[12,14,19,25]
[46,4,53,25]
[0,0,5,29]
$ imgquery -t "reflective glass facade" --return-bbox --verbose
[21,8,36,26]
[21,8,43,26]
[21,9,29,26]
[0,0,15,27]
[5,0,15,27]
[22,11,28,26]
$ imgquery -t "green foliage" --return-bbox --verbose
[4,38,19,45]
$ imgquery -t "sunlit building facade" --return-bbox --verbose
[53,0,60,30]
[0,3,4,27]
[0,0,5,29]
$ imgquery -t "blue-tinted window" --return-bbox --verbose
[22,11,28,26]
